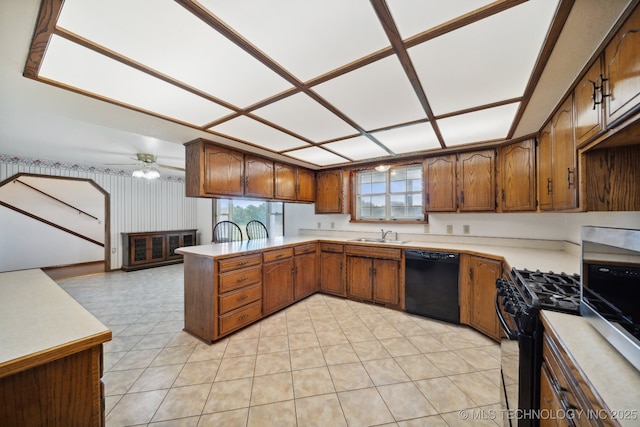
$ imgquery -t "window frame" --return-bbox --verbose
[350,163,427,224]
[212,198,285,239]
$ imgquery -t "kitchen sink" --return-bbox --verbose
[348,238,409,244]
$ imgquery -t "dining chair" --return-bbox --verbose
[246,220,269,240]
[212,220,243,243]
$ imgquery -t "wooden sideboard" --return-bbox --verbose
[122,229,197,271]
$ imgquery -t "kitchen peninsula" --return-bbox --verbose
[0,269,111,426]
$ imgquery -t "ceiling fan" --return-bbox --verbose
[109,153,185,179]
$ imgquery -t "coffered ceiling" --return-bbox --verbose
[1,0,633,171]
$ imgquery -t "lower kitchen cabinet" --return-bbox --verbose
[345,245,401,307]
[294,243,318,300]
[460,254,502,341]
[263,248,295,315]
[320,243,345,296]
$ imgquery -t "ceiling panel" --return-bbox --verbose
[252,92,357,142]
[39,35,234,126]
[438,103,520,147]
[371,122,440,154]
[209,116,310,152]
[410,0,560,115]
[197,0,390,82]
[284,146,348,167]
[56,0,292,109]
[387,0,494,40]
[313,55,427,131]
[322,136,391,161]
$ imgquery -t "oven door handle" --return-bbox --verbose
[495,291,518,340]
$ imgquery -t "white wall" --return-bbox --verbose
[284,203,640,244]
[0,157,197,271]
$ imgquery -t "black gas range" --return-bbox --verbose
[495,268,582,427]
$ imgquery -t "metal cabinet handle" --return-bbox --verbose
[547,178,552,195]
[567,168,575,188]
[237,276,247,282]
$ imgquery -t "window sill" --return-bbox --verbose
[349,218,428,225]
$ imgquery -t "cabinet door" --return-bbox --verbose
[297,168,316,202]
[538,123,554,211]
[131,235,165,265]
[424,155,457,212]
[166,234,182,260]
[457,150,496,212]
[320,251,344,296]
[244,155,274,198]
[294,252,318,299]
[347,257,372,300]
[605,4,640,126]
[274,162,297,200]
[499,139,536,212]
[467,256,501,340]
[204,145,244,196]
[574,59,604,146]
[372,259,399,305]
[539,363,564,427]
[263,259,294,314]
[551,97,577,210]
[316,170,342,213]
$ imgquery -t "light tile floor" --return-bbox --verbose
[57,264,502,427]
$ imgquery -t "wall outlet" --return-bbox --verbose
[463,225,470,234]
[423,224,430,233]
[331,222,335,229]
[317,222,321,229]
[111,248,116,254]
[446,224,453,234]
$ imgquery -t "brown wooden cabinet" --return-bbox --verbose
[457,149,496,211]
[275,162,315,202]
[294,243,319,300]
[460,254,501,341]
[585,145,640,211]
[122,229,196,271]
[574,58,605,147]
[319,243,345,296]
[538,96,578,211]
[423,154,457,212]
[262,248,295,315]
[244,155,274,198]
[345,245,401,307]
[497,139,536,212]
[604,3,640,127]
[217,254,263,336]
[204,144,245,196]
[315,169,349,214]
[540,324,620,427]
[424,150,495,213]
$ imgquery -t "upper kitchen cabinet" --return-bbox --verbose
[203,143,245,197]
[457,150,496,212]
[604,4,640,127]
[574,58,604,147]
[538,97,578,211]
[424,150,495,213]
[497,139,536,212]
[244,155,274,199]
[315,169,350,214]
[423,154,457,212]
[274,162,316,202]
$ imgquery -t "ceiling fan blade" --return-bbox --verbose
[157,163,185,172]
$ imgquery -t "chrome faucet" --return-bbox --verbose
[381,229,392,240]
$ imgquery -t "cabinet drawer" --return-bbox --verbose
[219,300,262,336]
[345,245,401,260]
[218,254,262,273]
[294,243,317,255]
[263,248,293,263]
[219,283,262,314]
[219,266,262,293]
[320,243,343,253]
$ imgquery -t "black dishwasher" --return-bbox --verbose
[405,250,460,324]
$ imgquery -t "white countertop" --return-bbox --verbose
[0,269,111,376]
[176,235,580,274]
[541,311,640,426]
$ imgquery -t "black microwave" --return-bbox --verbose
[581,226,640,371]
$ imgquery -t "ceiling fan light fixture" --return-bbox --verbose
[132,169,145,178]
[144,169,160,179]
[375,164,391,172]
